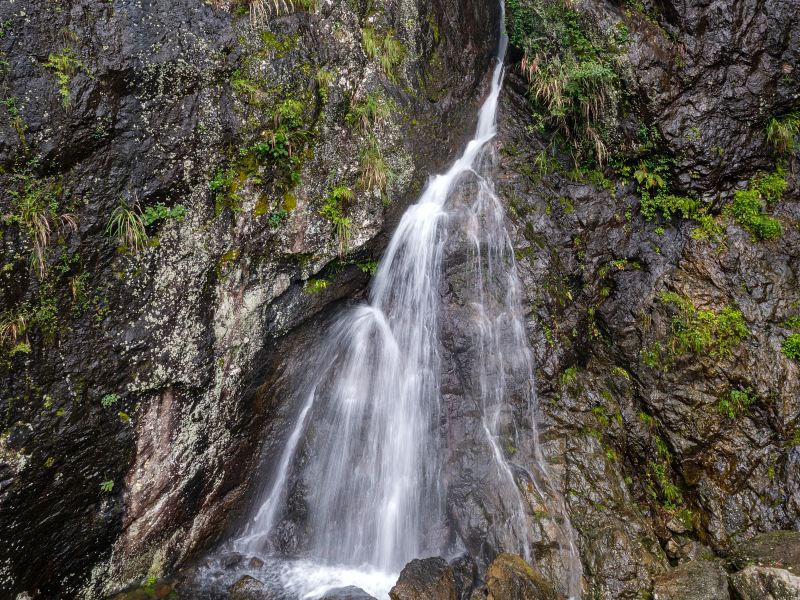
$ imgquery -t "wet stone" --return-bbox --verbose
[390,557,458,600]
[484,554,558,600]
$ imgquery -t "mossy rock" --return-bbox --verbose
[484,554,558,600]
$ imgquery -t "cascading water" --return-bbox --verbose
[223,3,583,598]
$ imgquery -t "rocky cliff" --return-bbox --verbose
[1,0,798,598]
[0,0,499,596]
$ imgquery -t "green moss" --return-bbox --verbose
[727,167,787,241]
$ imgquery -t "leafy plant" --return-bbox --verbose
[717,388,756,419]
[99,480,114,493]
[101,393,120,408]
[43,49,86,108]
[727,167,787,241]
[141,203,186,227]
[106,203,147,252]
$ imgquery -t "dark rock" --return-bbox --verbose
[652,559,730,600]
[229,575,273,600]
[450,554,479,600]
[220,552,244,569]
[320,586,377,600]
[484,554,558,600]
[729,566,800,600]
[248,556,265,569]
[390,557,457,600]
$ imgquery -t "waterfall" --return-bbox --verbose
[230,2,583,598]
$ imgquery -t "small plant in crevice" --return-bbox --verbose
[106,202,147,253]
[3,97,27,145]
[766,110,800,155]
[304,278,329,294]
[5,164,78,279]
[43,49,87,108]
[362,27,405,81]
[346,91,391,134]
[717,388,757,419]
[315,67,334,103]
[321,185,354,256]
[359,136,388,194]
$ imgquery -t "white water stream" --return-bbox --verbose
[227,3,583,598]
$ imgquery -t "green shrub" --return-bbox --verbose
[783,334,800,363]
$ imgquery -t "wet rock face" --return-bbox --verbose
[625,0,800,190]
[0,0,499,596]
[495,0,799,597]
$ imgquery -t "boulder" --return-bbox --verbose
[728,531,800,574]
[321,586,378,600]
[483,554,558,600]
[729,566,800,600]
[652,559,730,600]
[390,557,457,600]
